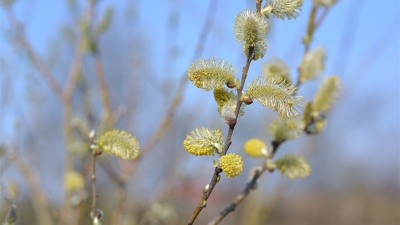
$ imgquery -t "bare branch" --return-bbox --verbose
[2,7,65,101]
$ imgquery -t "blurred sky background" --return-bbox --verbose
[0,0,399,224]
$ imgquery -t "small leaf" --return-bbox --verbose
[275,154,310,179]
[97,129,140,160]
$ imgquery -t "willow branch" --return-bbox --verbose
[64,41,86,99]
[211,28,322,219]
[188,46,255,225]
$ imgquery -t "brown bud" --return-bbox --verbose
[243,96,253,105]
[227,117,237,128]
[94,150,103,156]
[226,82,236,88]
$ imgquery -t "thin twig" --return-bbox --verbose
[89,132,102,221]
[11,155,54,225]
[98,159,126,187]
[296,5,331,87]
[2,7,65,101]
[64,38,86,99]
[313,7,331,32]
[256,0,263,14]
[93,55,114,127]
[208,168,266,225]
[91,150,99,220]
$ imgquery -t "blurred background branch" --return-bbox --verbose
[0,0,398,224]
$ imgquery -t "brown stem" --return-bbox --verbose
[188,46,255,225]
[314,7,331,32]
[207,166,266,225]
[91,150,98,220]
[93,55,114,128]
[256,0,263,14]
[64,40,86,99]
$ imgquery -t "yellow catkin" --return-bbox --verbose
[313,75,341,113]
[97,129,140,160]
[244,138,268,157]
[218,153,244,178]
[183,127,223,156]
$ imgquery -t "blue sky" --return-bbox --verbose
[1,0,399,201]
